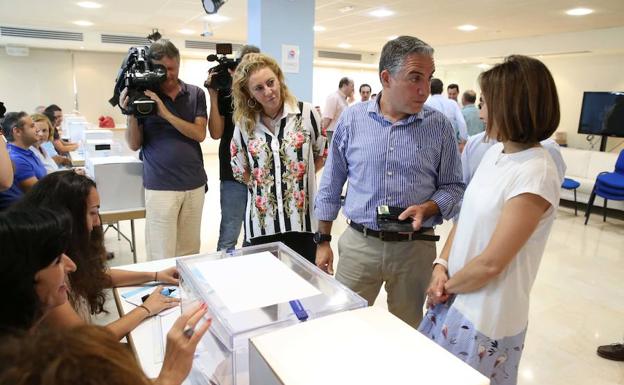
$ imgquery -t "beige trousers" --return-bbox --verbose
[336,226,436,328]
[144,186,205,260]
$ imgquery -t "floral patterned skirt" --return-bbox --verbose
[418,298,527,385]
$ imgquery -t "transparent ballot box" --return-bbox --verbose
[177,242,367,385]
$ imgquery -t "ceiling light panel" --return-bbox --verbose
[73,20,94,26]
[369,8,394,18]
[565,7,594,16]
[457,24,478,31]
[77,1,102,8]
[314,25,326,32]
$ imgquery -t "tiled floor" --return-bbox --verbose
[102,154,624,385]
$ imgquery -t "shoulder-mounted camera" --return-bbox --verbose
[109,46,167,117]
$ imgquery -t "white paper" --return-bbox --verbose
[193,251,321,313]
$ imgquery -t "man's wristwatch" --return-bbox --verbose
[313,232,332,244]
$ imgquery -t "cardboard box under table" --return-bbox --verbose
[85,155,144,212]
[249,307,490,385]
[177,243,367,385]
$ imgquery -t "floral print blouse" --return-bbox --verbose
[231,101,327,242]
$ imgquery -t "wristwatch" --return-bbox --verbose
[313,232,332,244]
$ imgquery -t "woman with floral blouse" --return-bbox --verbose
[230,53,327,263]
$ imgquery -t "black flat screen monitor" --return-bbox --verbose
[578,91,624,137]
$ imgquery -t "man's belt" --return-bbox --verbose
[349,221,440,242]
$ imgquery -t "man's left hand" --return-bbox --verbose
[144,90,171,120]
[398,204,427,231]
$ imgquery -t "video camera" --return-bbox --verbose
[205,43,239,91]
[109,46,167,116]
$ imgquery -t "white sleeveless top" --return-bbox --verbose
[450,144,561,339]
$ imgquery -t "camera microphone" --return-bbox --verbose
[206,54,219,62]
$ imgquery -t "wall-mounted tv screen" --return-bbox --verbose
[578,91,624,137]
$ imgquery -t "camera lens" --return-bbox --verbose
[136,102,154,115]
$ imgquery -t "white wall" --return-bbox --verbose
[312,66,381,108]
[0,48,74,115]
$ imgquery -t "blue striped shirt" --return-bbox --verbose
[314,96,465,230]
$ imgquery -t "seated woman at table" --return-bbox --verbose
[230,53,327,263]
[418,55,561,384]
[0,207,210,385]
[0,207,76,335]
[30,113,72,173]
[14,171,180,340]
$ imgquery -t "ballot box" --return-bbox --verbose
[85,156,144,211]
[177,243,367,385]
[83,129,114,141]
[62,115,90,143]
[249,307,490,385]
[84,139,114,157]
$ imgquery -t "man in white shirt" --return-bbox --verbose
[425,78,468,147]
[322,77,353,144]
[447,83,460,103]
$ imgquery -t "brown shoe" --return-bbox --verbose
[597,343,624,361]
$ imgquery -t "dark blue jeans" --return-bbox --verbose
[217,180,248,251]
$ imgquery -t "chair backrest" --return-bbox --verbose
[616,149,624,175]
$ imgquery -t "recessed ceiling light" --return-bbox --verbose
[339,6,355,13]
[314,25,326,32]
[457,24,478,32]
[387,35,398,40]
[477,63,491,69]
[204,14,230,22]
[565,7,593,16]
[369,8,394,17]
[178,29,195,35]
[73,20,93,27]
[77,1,102,8]
[338,43,352,49]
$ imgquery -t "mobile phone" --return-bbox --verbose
[376,205,413,232]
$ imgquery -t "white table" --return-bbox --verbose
[249,307,490,385]
[113,258,182,379]
[101,208,145,263]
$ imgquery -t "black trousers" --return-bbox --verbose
[249,232,317,264]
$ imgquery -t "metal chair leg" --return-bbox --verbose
[585,188,597,225]
[603,199,607,222]
[573,189,578,216]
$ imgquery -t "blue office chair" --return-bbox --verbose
[584,149,624,225]
[562,177,581,215]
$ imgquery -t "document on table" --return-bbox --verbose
[193,251,321,313]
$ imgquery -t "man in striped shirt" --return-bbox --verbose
[314,36,465,328]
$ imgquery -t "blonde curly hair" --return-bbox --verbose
[232,53,296,135]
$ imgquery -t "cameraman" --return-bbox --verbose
[206,45,259,251]
[122,40,208,260]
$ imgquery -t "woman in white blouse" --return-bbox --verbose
[230,53,327,263]
[418,55,561,385]
[30,114,71,173]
